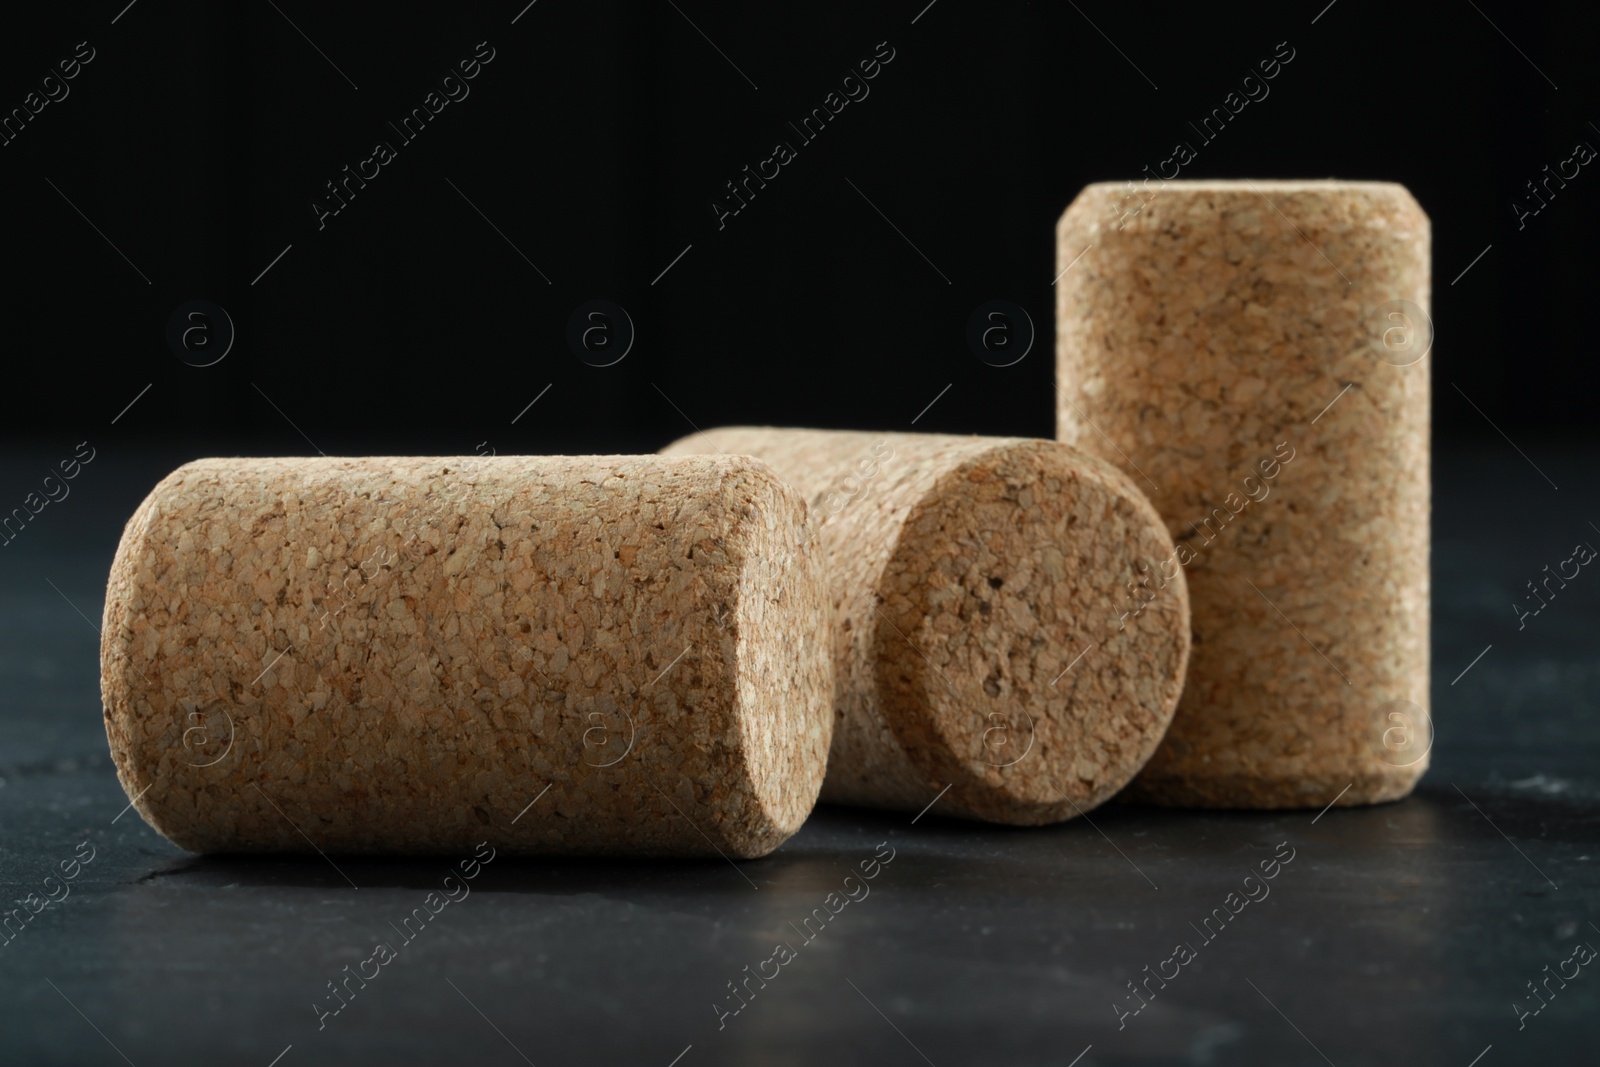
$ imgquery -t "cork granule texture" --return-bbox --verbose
[100,454,833,858]
[1056,179,1431,808]
[664,429,1190,826]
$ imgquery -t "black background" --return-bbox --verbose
[0,0,1594,458]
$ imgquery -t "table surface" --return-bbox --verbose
[1,442,1595,1067]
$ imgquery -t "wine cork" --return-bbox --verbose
[1056,179,1431,808]
[662,429,1190,826]
[99,454,833,858]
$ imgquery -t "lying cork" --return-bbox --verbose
[663,429,1190,825]
[100,454,833,858]
[1056,179,1431,808]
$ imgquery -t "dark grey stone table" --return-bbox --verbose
[2,442,1595,1066]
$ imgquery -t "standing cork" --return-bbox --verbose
[100,454,833,858]
[1056,179,1431,808]
[663,429,1190,826]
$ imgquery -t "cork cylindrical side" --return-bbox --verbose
[664,429,1190,825]
[1056,179,1432,808]
[100,454,833,857]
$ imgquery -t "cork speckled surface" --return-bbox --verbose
[664,429,1190,825]
[1056,179,1431,808]
[100,454,833,857]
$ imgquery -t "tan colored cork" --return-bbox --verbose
[662,429,1190,825]
[1056,179,1431,808]
[99,454,833,858]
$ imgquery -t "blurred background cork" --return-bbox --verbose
[1057,179,1431,808]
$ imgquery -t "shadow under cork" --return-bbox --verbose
[119,806,980,899]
